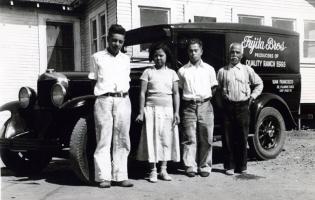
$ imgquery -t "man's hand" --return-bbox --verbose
[135,113,144,123]
[249,96,255,106]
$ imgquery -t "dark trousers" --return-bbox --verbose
[221,100,250,172]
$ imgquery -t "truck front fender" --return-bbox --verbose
[0,101,21,113]
[251,93,297,131]
[60,95,96,110]
[0,101,27,139]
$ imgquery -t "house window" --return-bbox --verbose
[194,16,216,23]
[272,18,295,31]
[91,18,97,54]
[304,20,315,58]
[139,7,170,52]
[100,13,106,50]
[239,15,263,25]
[140,7,169,27]
[90,11,107,55]
[46,22,74,71]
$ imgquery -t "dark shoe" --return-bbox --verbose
[186,171,196,177]
[199,171,210,177]
[98,181,111,188]
[235,168,247,174]
[115,180,133,187]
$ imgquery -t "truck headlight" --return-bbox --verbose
[18,87,36,108]
[51,83,66,107]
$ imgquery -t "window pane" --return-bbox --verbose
[239,16,262,25]
[46,22,74,71]
[272,19,294,31]
[304,21,315,40]
[91,18,97,54]
[304,41,315,58]
[92,40,97,54]
[47,47,74,71]
[194,16,216,23]
[99,14,106,50]
[100,36,106,50]
[100,14,106,35]
[140,8,168,26]
[91,19,97,39]
[140,7,169,51]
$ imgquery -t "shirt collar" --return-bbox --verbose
[103,49,123,57]
[188,59,204,68]
[228,62,242,70]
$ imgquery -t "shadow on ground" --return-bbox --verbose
[1,143,260,186]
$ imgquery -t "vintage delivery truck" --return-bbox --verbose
[0,23,301,184]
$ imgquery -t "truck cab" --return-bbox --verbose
[0,23,301,184]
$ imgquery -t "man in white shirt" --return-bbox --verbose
[89,24,133,188]
[217,42,263,175]
[178,38,218,178]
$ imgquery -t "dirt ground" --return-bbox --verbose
[1,130,315,200]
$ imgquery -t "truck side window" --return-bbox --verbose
[176,33,225,72]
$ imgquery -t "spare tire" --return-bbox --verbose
[69,117,96,184]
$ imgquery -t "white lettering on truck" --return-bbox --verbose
[242,36,286,54]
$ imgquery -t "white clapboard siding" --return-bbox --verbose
[81,0,116,71]
[0,7,39,106]
[107,0,117,28]
[301,65,315,103]
[227,0,315,21]
[117,0,131,30]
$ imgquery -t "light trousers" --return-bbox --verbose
[93,96,131,182]
[181,100,214,173]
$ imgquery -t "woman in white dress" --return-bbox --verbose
[136,42,180,183]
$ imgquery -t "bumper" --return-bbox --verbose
[0,138,61,151]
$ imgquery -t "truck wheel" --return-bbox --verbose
[250,107,286,160]
[69,117,96,184]
[0,119,51,174]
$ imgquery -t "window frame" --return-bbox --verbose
[88,4,107,56]
[303,20,315,60]
[238,14,264,25]
[38,14,81,73]
[133,6,171,58]
[272,17,296,31]
[46,21,75,71]
[139,6,170,27]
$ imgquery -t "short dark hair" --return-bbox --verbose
[108,24,126,38]
[187,38,203,49]
[149,42,173,65]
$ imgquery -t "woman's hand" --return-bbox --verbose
[173,112,180,126]
[135,113,144,123]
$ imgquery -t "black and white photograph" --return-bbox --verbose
[0,0,315,199]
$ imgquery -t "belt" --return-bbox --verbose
[101,92,128,97]
[226,99,249,106]
[183,97,211,104]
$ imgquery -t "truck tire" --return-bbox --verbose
[250,107,286,160]
[69,117,96,184]
[0,119,52,174]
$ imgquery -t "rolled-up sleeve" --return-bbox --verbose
[88,55,97,80]
[177,69,184,89]
[210,67,218,87]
